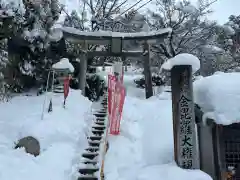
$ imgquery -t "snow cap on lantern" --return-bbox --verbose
[52,58,74,73]
[52,58,74,93]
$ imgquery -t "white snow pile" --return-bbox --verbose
[0,89,93,180]
[175,2,197,14]
[223,25,235,36]
[182,4,198,14]
[203,45,223,53]
[52,58,75,72]
[104,72,212,180]
[49,26,63,42]
[193,72,240,125]
[161,53,200,73]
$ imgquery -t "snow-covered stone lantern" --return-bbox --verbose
[52,58,74,93]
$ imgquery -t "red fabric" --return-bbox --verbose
[109,81,126,135]
[64,76,70,99]
[108,75,116,118]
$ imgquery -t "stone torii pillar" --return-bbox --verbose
[79,41,88,96]
[143,41,153,99]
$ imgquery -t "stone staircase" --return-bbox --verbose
[53,85,64,93]
[78,94,108,180]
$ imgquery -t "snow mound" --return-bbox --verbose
[193,72,240,125]
[161,53,200,73]
[223,25,235,36]
[0,89,92,180]
[52,58,75,72]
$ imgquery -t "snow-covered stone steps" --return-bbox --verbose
[92,125,105,131]
[80,157,99,164]
[88,136,102,141]
[94,110,107,114]
[91,130,104,136]
[94,121,105,126]
[53,85,64,93]
[79,167,99,174]
[88,140,101,147]
[78,174,98,180]
[78,164,99,175]
[78,94,108,180]
[85,146,99,150]
[94,120,105,125]
[93,113,106,118]
[82,152,99,159]
[82,160,98,166]
[95,117,106,122]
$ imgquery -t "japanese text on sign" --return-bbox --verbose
[178,68,198,169]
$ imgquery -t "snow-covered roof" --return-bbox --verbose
[160,53,200,74]
[193,72,240,125]
[58,26,171,44]
[52,58,75,72]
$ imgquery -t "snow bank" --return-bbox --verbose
[193,72,240,125]
[223,25,235,36]
[52,58,75,72]
[0,89,92,180]
[161,53,200,73]
[104,73,211,180]
[137,164,212,180]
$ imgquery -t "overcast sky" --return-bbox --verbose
[61,0,240,25]
[196,0,240,24]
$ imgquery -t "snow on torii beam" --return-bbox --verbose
[59,26,172,45]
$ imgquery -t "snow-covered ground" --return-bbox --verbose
[2,65,236,180]
[0,90,94,180]
[103,68,212,180]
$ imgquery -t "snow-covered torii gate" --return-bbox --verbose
[58,27,171,98]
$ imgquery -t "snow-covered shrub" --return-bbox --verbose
[85,74,105,101]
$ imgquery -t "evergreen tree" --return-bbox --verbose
[5,0,62,92]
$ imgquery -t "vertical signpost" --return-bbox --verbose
[171,65,199,169]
